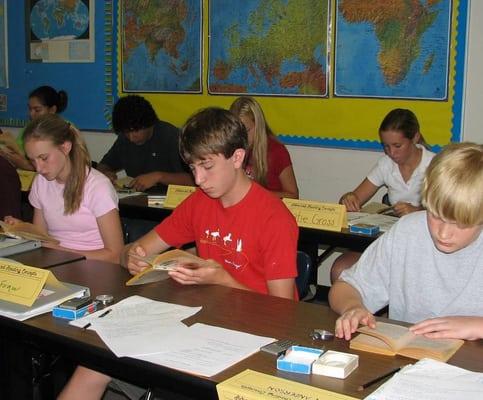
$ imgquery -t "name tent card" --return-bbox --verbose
[283,199,347,232]
[0,259,62,306]
[163,185,196,209]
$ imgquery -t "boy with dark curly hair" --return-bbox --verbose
[97,95,192,191]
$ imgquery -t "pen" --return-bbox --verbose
[82,308,112,330]
[357,366,401,391]
[377,206,395,215]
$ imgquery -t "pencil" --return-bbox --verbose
[82,308,112,330]
[357,366,401,391]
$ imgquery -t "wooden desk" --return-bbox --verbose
[119,194,171,221]
[2,259,481,399]
[8,247,85,268]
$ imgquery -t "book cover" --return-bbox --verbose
[126,249,214,286]
[0,220,59,244]
[350,322,464,362]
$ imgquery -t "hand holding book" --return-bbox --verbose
[125,249,219,286]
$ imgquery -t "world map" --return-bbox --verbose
[209,0,329,97]
[121,0,201,93]
[334,0,451,100]
[30,0,89,40]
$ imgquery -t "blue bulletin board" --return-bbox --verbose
[0,0,115,130]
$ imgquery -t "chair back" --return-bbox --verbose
[296,251,312,300]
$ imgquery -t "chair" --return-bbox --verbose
[296,251,313,301]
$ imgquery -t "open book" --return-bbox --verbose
[360,202,396,216]
[0,220,59,244]
[350,321,464,362]
[126,249,215,286]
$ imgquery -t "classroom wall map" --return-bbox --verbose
[208,0,329,97]
[121,0,201,93]
[334,0,451,100]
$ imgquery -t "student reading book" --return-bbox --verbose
[329,143,483,344]
[331,109,436,283]
[58,107,299,400]
[4,114,123,263]
[125,249,217,285]
[350,321,463,362]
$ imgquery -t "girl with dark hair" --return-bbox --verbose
[5,114,123,263]
[0,86,68,170]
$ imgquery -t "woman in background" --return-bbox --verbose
[0,86,68,170]
[230,96,299,199]
[332,108,435,283]
[5,114,123,263]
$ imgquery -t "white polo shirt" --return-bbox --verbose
[367,145,435,206]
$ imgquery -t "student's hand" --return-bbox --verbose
[0,147,24,167]
[339,192,360,212]
[130,172,161,191]
[168,258,223,286]
[410,316,483,341]
[392,202,420,217]
[3,215,23,225]
[335,306,376,340]
[124,244,150,275]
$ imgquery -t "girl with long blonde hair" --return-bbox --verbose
[5,114,123,263]
[230,96,299,198]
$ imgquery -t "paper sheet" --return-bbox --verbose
[70,296,202,357]
[138,323,275,377]
[365,358,483,400]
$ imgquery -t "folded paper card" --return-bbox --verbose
[126,249,217,286]
[0,220,59,244]
[0,259,88,320]
[163,184,196,209]
[217,369,358,400]
[350,321,464,362]
[283,199,348,232]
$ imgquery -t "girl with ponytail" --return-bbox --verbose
[5,114,123,263]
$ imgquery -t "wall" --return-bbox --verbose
[4,1,482,286]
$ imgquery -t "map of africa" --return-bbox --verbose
[121,0,201,93]
[30,0,89,40]
[209,0,329,97]
[335,0,451,100]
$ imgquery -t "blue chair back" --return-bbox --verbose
[296,251,312,300]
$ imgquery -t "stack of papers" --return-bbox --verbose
[365,358,483,400]
[72,296,274,376]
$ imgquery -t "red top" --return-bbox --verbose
[245,135,292,191]
[155,182,298,295]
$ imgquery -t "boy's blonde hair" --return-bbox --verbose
[422,142,483,226]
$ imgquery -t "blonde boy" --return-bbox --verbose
[329,142,483,341]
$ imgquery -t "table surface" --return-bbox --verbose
[3,259,481,399]
[7,247,86,268]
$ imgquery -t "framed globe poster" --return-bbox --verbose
[27,0,94,63]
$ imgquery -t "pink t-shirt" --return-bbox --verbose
[29,168,118,251]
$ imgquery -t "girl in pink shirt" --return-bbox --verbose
[5,114,123,263]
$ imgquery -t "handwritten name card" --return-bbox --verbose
[0,260,61,306]
[163,185,196,209]
[283,199,347,232]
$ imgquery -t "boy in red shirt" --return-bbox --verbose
[59,107,298,400]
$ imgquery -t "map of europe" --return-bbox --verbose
[209,0,329,97]
[335,0,451,100]
[121,0,201,93]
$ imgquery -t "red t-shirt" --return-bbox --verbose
[155,182,298,295]
[245,135,292,191]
